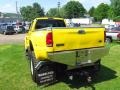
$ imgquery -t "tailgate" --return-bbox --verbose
[52,27,105,51]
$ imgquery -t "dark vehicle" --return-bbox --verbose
[111,27,120,31]
[107,26,120,32]
[0,25,16,35]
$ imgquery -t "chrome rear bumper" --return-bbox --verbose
[48,47,109,66]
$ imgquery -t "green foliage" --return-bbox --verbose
[46,8,58,17]
[113,16,120,21]
[59,6,66,18]
[20,3,44,21]
[109,0,120,21]
[20,6,33,21]
[108,7,115,19]
[46,6,66,18]
[33,3,44,17]
[88,7,95,17]
[64,1,86,18]
[0,43,120,89]
[110,0,120,17]
[3,13,21,18]
[46,1,86,18]
[94,3,110,21]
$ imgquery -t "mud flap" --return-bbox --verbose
[35,65,57,85]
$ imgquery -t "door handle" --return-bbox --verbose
[78,30,86,34]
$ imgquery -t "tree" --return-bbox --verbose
[108,7,115,19]
[33,3,44,17]
[59,6,66,18]
[109,0,120,20]
[46,8,58,17]
[94,3,110,21]
[113,16,120,21]
[110,0,120,17]
[64,1,86,18]
[88,7,95,17]
[20,6,33,21]
[46,6,66,18]
[20,3,44,21]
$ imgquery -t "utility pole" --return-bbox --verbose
[57,1,60,17]
[16,1,19,19]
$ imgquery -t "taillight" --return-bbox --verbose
[104,31,106,42]
[46,32,53,47]
[117,33,120,38]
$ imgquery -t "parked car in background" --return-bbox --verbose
[106,27,120,43]
[24,25,30,32]
[105,25,116,31]
[14,25,26,33]
[0,25,16,35]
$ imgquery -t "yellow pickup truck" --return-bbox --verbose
[25,17,109,84]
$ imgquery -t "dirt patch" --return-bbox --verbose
[0,34,25,44]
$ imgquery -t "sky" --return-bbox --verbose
[0,0,110,13]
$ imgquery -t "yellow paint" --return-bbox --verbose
[52,27,105,51]
[25,17,105,60]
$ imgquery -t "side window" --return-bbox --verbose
[29,21,33,30]
[35,21,43,29]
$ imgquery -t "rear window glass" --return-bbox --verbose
[1,26,6,29]
[112,27,120,31]
[35,19,66,29]
[19,26,23,28]
[7,26,14,30]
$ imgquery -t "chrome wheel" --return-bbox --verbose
[30,59,33,75]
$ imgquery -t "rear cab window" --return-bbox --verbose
[35,19,66,29]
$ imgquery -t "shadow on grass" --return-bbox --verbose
[43,65,117,90]
[61,65,117,90]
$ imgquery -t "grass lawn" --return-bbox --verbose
[0,43,120,90]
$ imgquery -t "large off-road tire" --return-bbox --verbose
[28,49,57,85]
[28,50,38,82]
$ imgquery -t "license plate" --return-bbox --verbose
[76,50,88,63]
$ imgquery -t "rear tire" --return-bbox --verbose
[15,31,18,34]
[28,50,37,82]
[28,49,57,84]
[3,31,7,35]
[106,37,112,43]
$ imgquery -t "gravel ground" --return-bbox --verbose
[0,34,25,44]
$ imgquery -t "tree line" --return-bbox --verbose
[20,0,120,22]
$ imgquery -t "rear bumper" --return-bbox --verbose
[48,46,109,66]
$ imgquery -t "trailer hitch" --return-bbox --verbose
[68,70,92,83]
[81,71,92,83]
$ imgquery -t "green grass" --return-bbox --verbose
[0,43,120,90]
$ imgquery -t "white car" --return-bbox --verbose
[106,27,120,43]
[14,25,25,33]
